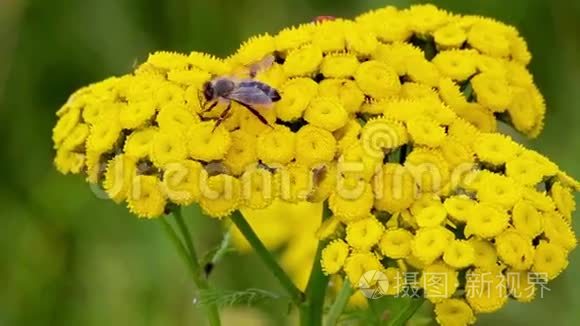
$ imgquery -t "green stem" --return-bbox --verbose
[299,202,333,326]
[160,210,221,326]
[229,210,304,306]
[385,298,425,326]
[173,208,199,268]
[300,238,330,326]
[324,280,353,326]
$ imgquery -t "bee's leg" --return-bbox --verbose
[232,100,272,128]
[212,102,232,132]
[202,100,219,114]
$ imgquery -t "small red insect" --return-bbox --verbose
[313,15,337,23]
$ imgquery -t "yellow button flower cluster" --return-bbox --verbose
[52,4,578,325]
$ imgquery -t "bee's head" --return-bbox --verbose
[202,81,214,101]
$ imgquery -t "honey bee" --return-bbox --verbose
[199,55,281,130]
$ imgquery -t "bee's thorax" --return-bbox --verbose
[213,78,236,97]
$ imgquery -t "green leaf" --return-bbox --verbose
[196,288,284,308]
[368,295,425,326]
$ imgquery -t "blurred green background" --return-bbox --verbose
[1,0,579,325]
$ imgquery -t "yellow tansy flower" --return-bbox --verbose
[240,167,274,209]
[374,163,417,214]
[406,118,446,147]
[308,163,337,202]
[379,228,413,259]
[511,201,544,238]
[60,123,90,151]
[467,20,511,58]
[150,130,188,168]
[415,204,447,228]
[454,103,497,133]
[103,154,136,203]
[518,149,558,176]
[476,172,522,209]
[532,241,569,280]
[447,117,481,146]
[506,269,535,303]
[435,298,476,326]
[471,72,512,112]
[124,127,157,159]
[321,240,350,275]
[469,238,498,269]
[231,34,276,66]
[162,160,204,205]
[412,226,454,265]
[346,216,384,251]
[360,117,408,158]
[334,120,362,154]
[465,203,509,238]
[187,121,232,162]
[343,252,382,286]
[355,60,401,99]
[119,101,156,129]
[304,97,348,132]
[345,22,379,56]
[433,24,468,49]
[156,102,199,133]
[256,125,296,165]
[494,230,534,270]
[86,115,122,153]
[283,45,323,77]
[406,4,450,34]
[53,107,81,146]
[318,79,365,113]
[443,240,475,269]
[51,7,579,322]
[473,133,521,166]
[329,183,374,222]
[405,58,441,87]
[275,163,313,202]
[275,77,318,122]
[399,82,439,101]
[550,182,576,220]
[542,211,577,251]
[311,19,347,53]
[274,24,313,52]
[522,188,556,212]
[54,148,85,175]
[357,7,412,43]
[372,42,423,75]
[432,50,478,81]
[223,130,258,176]
[127,175,167,218]
[506,156,545,186]
[199,174,241,218]
[320,53,359,78]
[465,268,508,313]
[420,261,458,303]
[146,51,189,71]
[295,125,337,166]
[443,195,476,223]
[405,148,450,194]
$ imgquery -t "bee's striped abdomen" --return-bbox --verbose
[239,81,281,102]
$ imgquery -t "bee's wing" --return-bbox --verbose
[230,55,275,79]
[248,55,275,77]
[228,86,273,106]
